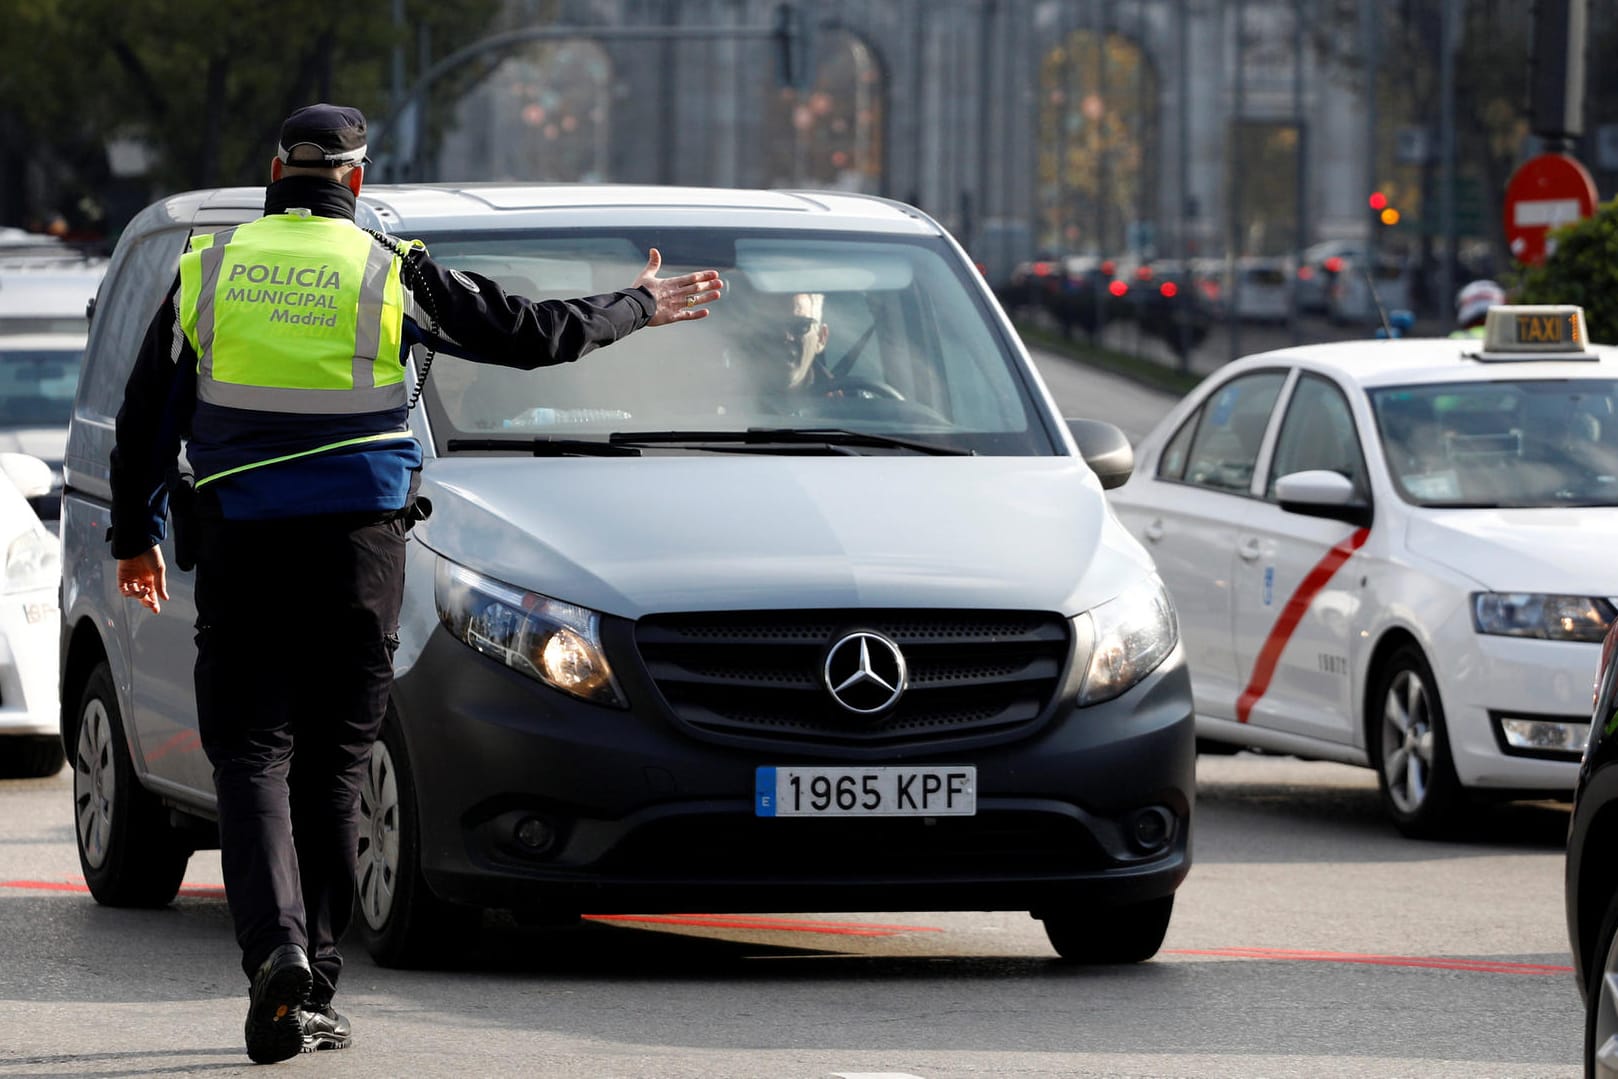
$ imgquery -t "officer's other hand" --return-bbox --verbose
[116,547,168,615]
[634,248,724,327]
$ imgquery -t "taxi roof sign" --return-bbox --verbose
[1473,304,1595,361]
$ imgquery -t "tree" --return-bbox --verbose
[1512,199,1618,344]
[0,0,499,232]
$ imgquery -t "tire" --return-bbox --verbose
[0,735,66,778]
[74,663,190,907]
[1587,888,1618,1078]
[1368,644,1465,839]
[1041,895,1174,964]
[355,713,479,968]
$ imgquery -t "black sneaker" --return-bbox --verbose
[244,943,312,1065]
[300,1004,353,1052]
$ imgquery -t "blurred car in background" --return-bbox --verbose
[1327,256,1411,327]
[1133,259,1216,354]
[0,261,105,335]
[1296,240,1363,314]
[1047,254,1117,338]
[1226,257,1294,324]
[0,332,86,528]
[1568,617,1618,1077]
[0,452,62,778]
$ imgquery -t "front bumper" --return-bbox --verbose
[1443,635,1595,792]
[393,628,1196,914]
[0,586,58,738]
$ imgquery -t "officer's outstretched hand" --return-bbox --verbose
[117,547,168,615]
[634,248,724,327]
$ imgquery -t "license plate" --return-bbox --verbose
[755,765,976,817]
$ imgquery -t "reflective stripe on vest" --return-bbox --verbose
[178,215,407,415]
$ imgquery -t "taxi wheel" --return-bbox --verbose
[74,662,191,907]
[0,735,66,778]
[355,713,480,968]
[1369,645,1464,839]
[1040,895,1173,964]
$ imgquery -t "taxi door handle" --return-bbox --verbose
[1143,519,1164,543]
[1237,537,1263,562]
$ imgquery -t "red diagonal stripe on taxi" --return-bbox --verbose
[1236,527,1371,724]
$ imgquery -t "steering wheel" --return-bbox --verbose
[829,376,905,401]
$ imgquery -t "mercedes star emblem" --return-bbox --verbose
[823,630,908,714]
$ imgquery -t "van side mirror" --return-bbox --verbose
[1066,418,1133,490]
[1274,469,1373,527]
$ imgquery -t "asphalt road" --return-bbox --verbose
[0,347,1585,1078]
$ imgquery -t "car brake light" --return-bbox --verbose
[1159,281,1178,298]
[1033,261,1053,276]
[1297,266,1314,280]
[1108,280,1128,298]
[1324,256,1344,273]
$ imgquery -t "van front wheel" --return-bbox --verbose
[74,663,190,907]
[355,714,479,968]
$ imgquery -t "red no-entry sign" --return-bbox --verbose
[1503,153,1599,266]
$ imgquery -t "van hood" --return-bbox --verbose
[413,456,1153,619]
[1405,507,1618,596]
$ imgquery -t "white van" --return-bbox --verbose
[60,184,1193,966]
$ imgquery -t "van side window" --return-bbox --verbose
[79,228,189,419]
[1174,371,1286,494]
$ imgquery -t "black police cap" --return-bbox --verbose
[277,104,369,167]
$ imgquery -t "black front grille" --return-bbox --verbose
[634,610,1072,748]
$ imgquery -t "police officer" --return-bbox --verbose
[108,103,722,1064]
[1451,279,1506,339]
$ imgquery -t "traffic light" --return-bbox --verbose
[1369,191,1401,227]
[773,2,817,92]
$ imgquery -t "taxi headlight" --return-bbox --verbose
[435,559,626,707]
[1471,592,1615,644]
[1077,576,1179,706]
[3,528,58,594]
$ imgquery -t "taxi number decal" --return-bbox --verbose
[1236,528,1371,724]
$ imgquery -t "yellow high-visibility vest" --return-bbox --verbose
[177,214,412,485]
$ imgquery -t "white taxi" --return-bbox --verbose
[1109,306,1617,836]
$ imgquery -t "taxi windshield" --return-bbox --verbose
[1370,379,1618,507]
[416,228,1054,456]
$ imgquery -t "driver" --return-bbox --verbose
[741,290,834,392]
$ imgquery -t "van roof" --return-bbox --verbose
[175,183,944,238]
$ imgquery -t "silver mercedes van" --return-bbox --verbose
[60,184,1193,967]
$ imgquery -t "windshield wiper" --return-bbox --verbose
[446,437,641,457]
[607,427,972,456]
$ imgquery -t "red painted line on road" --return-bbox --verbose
[1,879,225,899]
[582,913,942,937]
[1236,527,1371,723]
[1168,946,1572,975]
[0,882,935,936]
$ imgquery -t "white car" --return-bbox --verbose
[1109,305,1617,836]
[0,331,87,528]
[0,452,62,778]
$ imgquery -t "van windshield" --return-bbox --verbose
[416,228,1056,456]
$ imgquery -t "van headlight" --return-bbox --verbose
[1077,576,1179,706]
[434,559,626,707]
[1472,593,1615,644]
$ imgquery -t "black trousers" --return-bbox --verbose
[193,507,406,1004]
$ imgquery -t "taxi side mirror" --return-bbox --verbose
[1274,469,1373,528]
[1066,418,1134,490]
